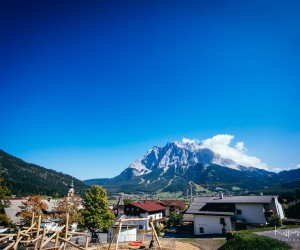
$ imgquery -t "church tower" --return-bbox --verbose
[117,194,125,216]
[68,180,75,197]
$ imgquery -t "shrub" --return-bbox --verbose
[221,230,290,250]
[267,215,281,227]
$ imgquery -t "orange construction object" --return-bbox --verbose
[128,241,143,246]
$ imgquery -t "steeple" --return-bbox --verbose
[117,194,125,215]
[68,180,75,197]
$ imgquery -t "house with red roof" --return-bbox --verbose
[124,201,166,230]
[154,200,186,216]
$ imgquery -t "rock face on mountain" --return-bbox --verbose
[98,140,294,193]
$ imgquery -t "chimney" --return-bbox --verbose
[219,192,224,199]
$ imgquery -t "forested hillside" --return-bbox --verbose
[0,150,88,197]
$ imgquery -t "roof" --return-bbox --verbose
[185,195,277,215]
[163,200,186,210]
[111,215,138,228]
[129,201,166,212]
[206,196,276,204]
[143,199,186,210]
[2,198,66,225]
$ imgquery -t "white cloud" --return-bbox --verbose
[182,138,200,144]
[295,164,300,169]
[273,167,282,172]
[199,134,268,170]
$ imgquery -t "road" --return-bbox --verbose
[255,227,300,250]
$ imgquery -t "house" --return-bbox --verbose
[2,197,58,225]
[185,194,285,235]
[152,200,186,217]
[124,201,166,230]
[108,215,137,243]
[2,182,80,227]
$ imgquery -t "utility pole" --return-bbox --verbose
[189,182,193,206]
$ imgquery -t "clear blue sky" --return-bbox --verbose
[1,0,299,180]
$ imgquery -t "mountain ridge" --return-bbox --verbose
[84,140,300,193]
[0,149,88,197]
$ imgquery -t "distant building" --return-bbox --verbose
[152,200,186,216]
[185,194,285,235]
[124,201,166,230]
[2,182,79,226]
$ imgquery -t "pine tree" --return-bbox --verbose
[0,167,11,226]
[81,185,114,242]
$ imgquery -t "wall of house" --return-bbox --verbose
[270,198,285,220]
[194,215,232,235]
[235,203,266,224]
[165,206,180,217]
[138,212,162,230]
[140,212,163,220]
[108,227,137,243]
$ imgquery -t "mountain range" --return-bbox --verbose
[1,138,300,197]
[85,140,300,194]
[0,150,88,197]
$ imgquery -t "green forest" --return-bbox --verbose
[0,150,88,197]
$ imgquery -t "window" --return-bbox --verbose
[199,227,204,234]
[220,218,226,226]
[139,225,144,230]
[237,209,242,215]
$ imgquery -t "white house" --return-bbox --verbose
[124,201,166,230]
[108,215,137,243]
[185,194,285,235]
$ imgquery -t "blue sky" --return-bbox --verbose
[1,0,299,180]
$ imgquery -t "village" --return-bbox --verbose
[1,180,299,250]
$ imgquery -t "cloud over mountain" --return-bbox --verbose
[199,134,268,170]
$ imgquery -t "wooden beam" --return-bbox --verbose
[85,236,89,250]
[39,227,47,250]
[150,218,161,250]
[115,221,122,250]
[42,231,59,247]
[3,241,15,250]
[63,212,69,250]
[0,235,15,242]
[54,231,60,248]
[58,237,86,250]
[13,229,22,250]
[34,215,42,250]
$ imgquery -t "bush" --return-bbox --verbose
[267,215,281,227]
[221,230,290,250]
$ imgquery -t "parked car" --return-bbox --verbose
[165,227,178,233]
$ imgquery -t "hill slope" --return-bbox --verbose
[0,150,88,197]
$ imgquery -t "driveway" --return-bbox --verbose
[255,227,300,249]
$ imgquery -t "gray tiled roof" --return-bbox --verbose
[185,197,212,214]
[2,198,63,225]
[195,211,234,216]
[207,195,275,204]
[185,195,277,215]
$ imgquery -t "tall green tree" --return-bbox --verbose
[166,211,183,228]
[81,185,114,242]
[0,167,11,226]
[286,181,300,219]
